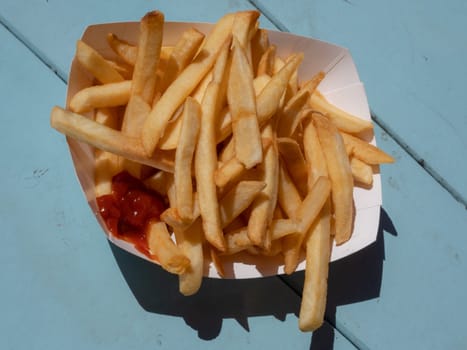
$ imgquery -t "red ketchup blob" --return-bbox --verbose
[96,171,166,256]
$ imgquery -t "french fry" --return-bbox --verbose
[303,117,328,185]
[195,40,231,251]
[105,59,134,80]
[283,176,331,274]
[256,53,304,125]
[299,198,331,331]
[69,80,132,113]
[147,221,190,275]
[50,106,174,172]
[341,132,395,164]
[313,114,354,244]
[309,90,373,134]
[224,219,298,255]
[174,218,204,296]
[142,12,236,155]
[122,11,164,137]
[75,40,125,84]
[228,37,263,169]
[232,10,260,65]
[219,180,266,228]
[156,28,205,99]
[277,137,309,197]
[106,33,138,65]
[257,44,276,76]
[277,162,302,218]
[214,156,245,188]
[301,71,325,95]
[174,98,201,221]
[250,28,270,75]
[247,124,279,248]
[350,157,373,186]
[276,88,310,138]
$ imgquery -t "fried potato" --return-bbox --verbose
[313,114,354,244]
[147,221,190,275]
[228,37,263,169]
[76,40,125,84]
[341,132,395,164]
[69,80,131,113]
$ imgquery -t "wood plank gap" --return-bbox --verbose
[371,111,467,209]
[0,14,67,84]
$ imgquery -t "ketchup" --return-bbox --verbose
[96,171,166,256]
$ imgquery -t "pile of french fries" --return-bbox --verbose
[50,10,394,332]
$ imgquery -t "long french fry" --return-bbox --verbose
[174,218,204,296]
[174,98,201,221]
[299,199,331,331]
[313,114,354,244]
[283,176,331,274]
[247,124,279,248]
[350,157,373,186]
[122,11,164,137]
[50,106,174,172]
[277,137,309,197]
[142,12,236,155]
[228,37,263,169]
[194,40,230,251]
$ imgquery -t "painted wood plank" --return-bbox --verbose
[0,24,357,350]
[250,0,467,203]
[280,123,467,349]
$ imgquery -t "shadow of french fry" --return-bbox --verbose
[109,242,301,340]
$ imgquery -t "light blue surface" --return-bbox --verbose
[1,1,466,349]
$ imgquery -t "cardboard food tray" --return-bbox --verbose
[66,21,382,279]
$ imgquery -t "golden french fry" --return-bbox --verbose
[299,198,331,331]
[214,157,245,188]
[50,106,174,172]
[301,71,325,94]
[147,221,190,275]
[174,98,201,221]
[76,40,125,84]
[106,33,138,65]
[174,218,204,295]
[156,28,205,99]
[277,137,308,197]
[250,28,270,75]
[210,246,226,278]
[303,117,328,186]
[350,157,373,186]
[313,114,354,244]
[219,180,266,228]
[122,11,164,137]
[105,59,134,79]
[257,44,276,77]
[277,161,302,218]
[232,10,259,66]
[283,176,331,274]
[142,12,235,155]
[228,37,263,169]
[276,88,310,138]
[69,80,132,113]
[247,124,279,248]
[309,90,373,134]
[341,132,395,164]
[195,40,231,252]
[256,53,304,125]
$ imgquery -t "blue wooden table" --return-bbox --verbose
[1,1,466,349]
